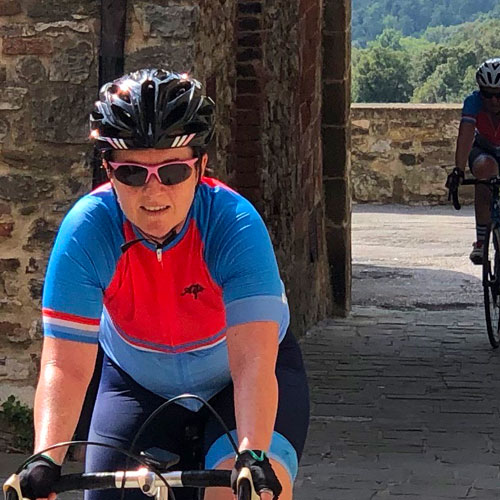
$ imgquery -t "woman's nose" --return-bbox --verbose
[144,173,164,190]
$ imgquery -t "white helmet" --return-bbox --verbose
[476,58,500,88]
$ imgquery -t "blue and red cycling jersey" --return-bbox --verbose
[42,177,289,410]
[461,90,500,150]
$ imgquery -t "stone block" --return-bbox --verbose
[125,44,195,74]
[30,88,93,143]
[0,202,11,215]
[324,178,348,225]
[324,0,350,33]
[0,356,30,379]
[15,56,46,84]
[238,2,262,15]
[236,78,261,95]
[0,117,8,142]
[327,224,351,315]
[238,33,262,48]
[3,37,53,55]
[25,257,39,274]
[235,125,261,142]
[323,125,349,178]
[0,259,20,272]
[236,47,262,62]
[0,0,20,14]
[34,20,91,34]
[133,3,199,39]
[236,63,257,78]
[323,32,349,80]
[23,218,57,251]
[49,40,93,83]
[238,17,261,31]
[0,66,6,83]
[323,81,348,126]
[0,222,14,237]
[24,0,97,20]
[236,94,261,110]
[29,278,43,301]
[0,87,27,110]
[0,174,54,202]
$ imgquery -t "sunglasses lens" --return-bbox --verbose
[158,163,193,185]
[114,165,148,186]
[482,90,500,99]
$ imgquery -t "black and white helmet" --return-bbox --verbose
[476,58,500,88]
[90,68,215,152]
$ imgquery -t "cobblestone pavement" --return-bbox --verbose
[295,205,500,500]
[3,205,500,500]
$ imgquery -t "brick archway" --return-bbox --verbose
[322,0,352,315]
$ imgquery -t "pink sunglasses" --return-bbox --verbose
[108,158,198,186]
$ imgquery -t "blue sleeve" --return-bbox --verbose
[203,189,289,336]
[461,92,481,123]
[42,192,123,344]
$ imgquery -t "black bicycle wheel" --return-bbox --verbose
[238,479,252,500]
[483,227,500,348]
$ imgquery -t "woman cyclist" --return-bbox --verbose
[19,68,309,500]
[447,58,500,264]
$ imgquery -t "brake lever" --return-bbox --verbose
[237,467,260,500]
[451,188,461,210]
[3,474,24,500]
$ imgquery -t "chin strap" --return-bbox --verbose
[120,229,177,254]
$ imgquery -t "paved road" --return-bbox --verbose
[3,205,499,499]
[296,205,500,499]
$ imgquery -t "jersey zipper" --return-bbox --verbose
[156,246,162,263]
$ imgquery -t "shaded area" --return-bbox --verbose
[353,264,483,311]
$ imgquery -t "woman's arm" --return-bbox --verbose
[226,321,279,452]
[455,120,476,171]
[34,337,98,463]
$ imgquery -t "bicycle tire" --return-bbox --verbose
[483,227,500,348]
[238,478,252,500]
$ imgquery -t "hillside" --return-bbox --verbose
[353,0,500,47]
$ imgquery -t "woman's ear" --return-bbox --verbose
[200,153,208,177]
[102,159,113,181]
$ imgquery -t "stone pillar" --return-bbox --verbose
[233,0,332,334]
[323,0,352,315]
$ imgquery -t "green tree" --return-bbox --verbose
[411,49,477,103]
[353,45,413,102]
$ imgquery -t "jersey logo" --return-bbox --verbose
[181,283,205,299]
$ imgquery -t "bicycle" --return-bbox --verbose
[449,176,500,348]
[2,394,262,500]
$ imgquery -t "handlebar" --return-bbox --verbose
[3,469,234,500]
[448,176,500,211]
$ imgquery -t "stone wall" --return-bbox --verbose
[0,1,331,405]
[0,0,100,406]
[351,103,474,204]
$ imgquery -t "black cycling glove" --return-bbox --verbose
[445,167,464,193]
[231,450,282,499]
[19,455,61,500]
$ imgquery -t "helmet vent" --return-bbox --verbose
[111,104,136,128]
[169,83,191,102]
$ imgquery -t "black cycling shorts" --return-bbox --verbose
[84,330,309,500]
[469,145,500,173]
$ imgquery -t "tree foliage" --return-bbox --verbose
[352,18,500,103]
[353,0,499,47]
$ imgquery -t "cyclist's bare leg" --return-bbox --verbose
[203,457,293,500]
[472,155,499,226]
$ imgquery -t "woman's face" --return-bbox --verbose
[105,147,207,241]
[481,86,500,114]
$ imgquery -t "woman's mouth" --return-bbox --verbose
[141,204,169,214]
